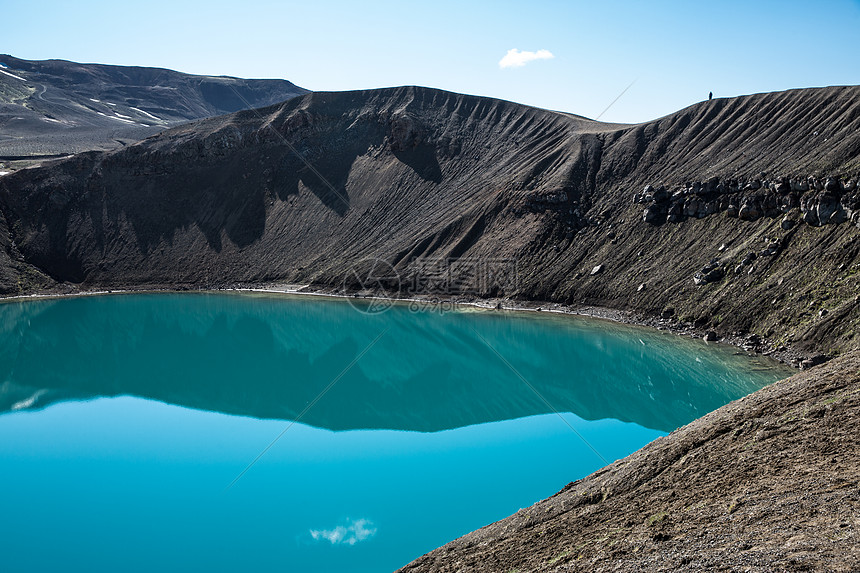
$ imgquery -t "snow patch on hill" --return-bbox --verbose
[0,68,26,82]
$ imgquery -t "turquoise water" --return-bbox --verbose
[0,293,790,572]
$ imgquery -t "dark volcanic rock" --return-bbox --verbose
[738,201,761,221]
[388,114,422,151]
[643,203,666,224]
[693,264,725,286]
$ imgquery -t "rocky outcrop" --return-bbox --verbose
[693,259,725,285]
[635,175,860,228]
[388,113,423,151]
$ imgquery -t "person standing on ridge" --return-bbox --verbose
[709,91,713,100]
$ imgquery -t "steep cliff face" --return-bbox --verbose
[1,85,858,351]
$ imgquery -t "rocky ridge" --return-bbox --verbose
[0,54,308,158]
[636,175,860,228]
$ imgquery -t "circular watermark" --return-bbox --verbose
[341,257,401,314]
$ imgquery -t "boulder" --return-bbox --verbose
[701,201,718,216]
[800,354,828,369]
[813,193,843,225]
[825,177,841,193]
[703,330,718,342]
[683,198,702,218]
[760,193,781,218]
[388,114,422,151]
[830,205,848,225]
[694,266,725,285]
[765,241,781,256]
[803,206,819,226]
[705,266,725,281]
[738,202,761,221]
[778,195,798,213]
[643,204,666,225]
[590,264,604,276]
[667,202,684,223]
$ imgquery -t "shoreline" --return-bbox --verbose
[0,281,818,369]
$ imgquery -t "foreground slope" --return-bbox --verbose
[0,85,858,352]
[0,54,307,157]
[400,351,860,572]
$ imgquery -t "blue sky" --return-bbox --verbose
[4,0,859,123]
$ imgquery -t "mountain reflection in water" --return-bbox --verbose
[0,293,790,432]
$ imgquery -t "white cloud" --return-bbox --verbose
[310,518,377,546]
[498,48,554,69]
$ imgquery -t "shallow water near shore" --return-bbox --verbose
[0,293,791,572]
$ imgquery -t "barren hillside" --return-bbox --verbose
[0,54,307,157]
[1,85,858,351]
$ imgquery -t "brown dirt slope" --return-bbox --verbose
[400,351,860,572]
[0,85,858,352]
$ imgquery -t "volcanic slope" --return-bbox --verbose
[0,54,307,157]
[0,85,859,353]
